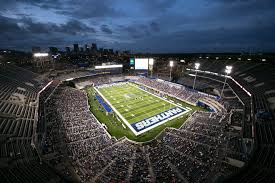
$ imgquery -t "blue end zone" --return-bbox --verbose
[131,107,186,133]
[96,95,113,112]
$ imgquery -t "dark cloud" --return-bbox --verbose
[137,0,178,14]
[0,15,96,50]
[20,18,96,35]
[130,22,275,52]
[120,24,152,39]
[55,0,123,19]
[0,0,275,52]
[101,25,112,34]
[150,22,160,32]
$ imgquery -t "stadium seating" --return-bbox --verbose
[1,63,275,183]
[0,65,69,183]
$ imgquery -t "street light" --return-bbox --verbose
[149,58,154,78]
[221,66,232,97]
[169,61,174,81]
[193,63,200,90]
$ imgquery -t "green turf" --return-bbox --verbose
[97,83,176,124]
[86,82,204,142]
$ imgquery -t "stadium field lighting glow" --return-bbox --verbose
[149,58,154,65]
[95,65,123,69]
[169,61,174,67]
[225,66,233,74]
[195,63,200,70]
[193,63,200,89]
[221,66,233,97]
[33,53,49,57]
[169,61,174,81]
[149,58,154,78]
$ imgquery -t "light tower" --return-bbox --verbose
[149,58,154,78]
[169,61,174,81]
[192,63,200,90]
[221,66,233,97]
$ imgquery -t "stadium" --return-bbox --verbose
[0,54,275,183]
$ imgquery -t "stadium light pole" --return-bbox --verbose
[192,63,200,90]
[169,61,173,81]
[149,59,154,78]
[221,66,233,97]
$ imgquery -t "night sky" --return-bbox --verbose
[0,0,275,53]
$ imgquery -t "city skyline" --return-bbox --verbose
[0,0,275,53]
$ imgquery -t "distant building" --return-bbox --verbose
[65,47,70,53]
[92,43,97,51]
[99,48,103,53]
[73,44,79,53]
[84,44,90,52]
[80,47,84,52]
[103,49,108,54]
[49,47,58,55]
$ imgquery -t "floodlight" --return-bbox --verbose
[195,63,200,70]
[216,57,219,60]
[149,58,154,66]
[226,66,233,70]
[225,66,233,74]
[34,53,49,57]
[262,59,266,62]
[169,61,174,67]
[180,60,185,63]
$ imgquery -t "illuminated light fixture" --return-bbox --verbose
[199,56,202,59]
[206,57,209,59]
[34,53,49,57]
[225,65,233,74]
[193,63,200,89]
[169,61,174,67]
[238,58,241,60]
[247,58,251,61]
[169,61,174,81]
[180,60,185,63]
[195,63,200,70]
[228,57,231,60]
[216,57,219,60]
[149,58,154,66]
[148,58,154,78]
[95,65,123,69]
[221,65,233,97]
[262,59,266,62]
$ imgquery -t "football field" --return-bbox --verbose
[95,82,189,135]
